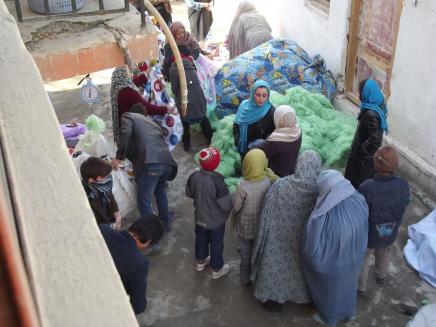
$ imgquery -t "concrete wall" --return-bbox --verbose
[388,0,436,174]
[0,1,138,325]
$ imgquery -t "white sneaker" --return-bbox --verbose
[212,264,230,279]
[196,256,210,272]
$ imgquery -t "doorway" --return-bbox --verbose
[345,0,403,104]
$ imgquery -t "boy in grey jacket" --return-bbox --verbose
[186,147,232,279]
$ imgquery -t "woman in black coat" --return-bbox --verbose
[345,79,388,187]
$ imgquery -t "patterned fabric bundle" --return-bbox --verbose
[214,38,336,117]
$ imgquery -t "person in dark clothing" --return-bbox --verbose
[81,157,121,229]
[112,104,178,233]
[149,0,172,26]
[162,21,201,81]
[345,79,387,188]
[233,80,275,157]
[255,105,302,177]
[169,56,212,152]
[99,215,163,314]
[186,147,233,279]
[185,0,214,42]
[357,145,409,294]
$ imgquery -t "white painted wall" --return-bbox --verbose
[0,1,138,325]
[388,0,436,169]
[213,0,351,84]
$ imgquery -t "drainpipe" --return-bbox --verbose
[0,183,40,326]
[142,0,188,117]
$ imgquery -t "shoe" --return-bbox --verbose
[163,222,172,233]
[196,256,210,272]
[376,277,386,285]
[211,264,230,279]
[143,243,161,256]
[263,300,282,313]
[183,143,191,152]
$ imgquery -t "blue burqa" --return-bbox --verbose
[301,170,369,327]
[360,79,388,132]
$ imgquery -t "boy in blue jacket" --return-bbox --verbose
[357,145,409,294]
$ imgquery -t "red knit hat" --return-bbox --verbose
[199,147,220,171]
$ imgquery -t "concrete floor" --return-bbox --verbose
[48,78,436,327]
[45,2,436,325]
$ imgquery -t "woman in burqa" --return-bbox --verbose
[251,150,322,312]
[226,2,273,59]
[301,170,369,326]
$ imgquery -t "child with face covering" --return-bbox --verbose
[357,145,409,294]
[232,149,277,285]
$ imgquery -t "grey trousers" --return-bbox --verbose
[239,237,254,284]
[358,247,391,292]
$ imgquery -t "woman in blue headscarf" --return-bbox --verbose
[233,80,276,156]
[301,170,369,327]
[345,79,387,187]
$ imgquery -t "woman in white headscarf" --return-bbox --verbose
[255,105,302,177]
[301,170,369,326]
[226,1,273,59]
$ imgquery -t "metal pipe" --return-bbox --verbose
[124,0,130,12]
[43,0,50,15]
[139,0,146,28]
[0,161,40,326]
[71,0,77,13]
[98,0,104,11]
[14,0,23,22]
[142,0,188,116]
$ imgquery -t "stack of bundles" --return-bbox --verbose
[270,87,356,168]
[61,123,87,148]
[214,38,336,117]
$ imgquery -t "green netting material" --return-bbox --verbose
[183,85,357,192]
[269,87,357,167]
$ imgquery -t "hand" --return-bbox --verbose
[111,158,122,170]
[113,211,122,230]
[166,104,178,115]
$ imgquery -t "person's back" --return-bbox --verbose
[186,148,232,279]
[186,168,231,229]
[117,111,177,178]
[357,145,409,294]
[359,174,409,248]
[99,224,149,314]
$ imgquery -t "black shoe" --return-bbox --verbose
[183,143,191,152]
[263,300,282,313]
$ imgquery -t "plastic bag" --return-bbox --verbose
[404,210,436,287]
[75,115,115,158]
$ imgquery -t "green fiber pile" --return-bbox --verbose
[269,87,357,167]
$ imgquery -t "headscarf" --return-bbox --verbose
[82,174,113,207]
[234,80,272,154]
[170,21,199,55]
[110,66,138,144]
[243,149,278,182]
[267,105,301,143]
[360,79,388,132]
[310,170,356,219]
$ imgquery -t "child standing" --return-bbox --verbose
[232,149,276,285]
[186,147,232,279]
[81,157,121,229]
[357,145,409,293]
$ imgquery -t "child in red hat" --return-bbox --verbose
[186,147,232,279]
